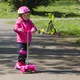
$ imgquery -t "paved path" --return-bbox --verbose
[0,19,80,80]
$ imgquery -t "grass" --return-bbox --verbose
[32,19,80,37]
[1,1,80,38]
[34,1,80,18]
[7,19,80,38]
[0,1,80,18]
[0,2,17,18]
[54,19,80,37]
[0,2,45,19]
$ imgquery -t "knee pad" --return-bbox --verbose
[20,49,27,55]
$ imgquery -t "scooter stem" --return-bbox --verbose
[27,31,29,64]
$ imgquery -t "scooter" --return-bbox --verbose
[20,31,36,73]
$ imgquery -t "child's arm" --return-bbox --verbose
[14,23,24,33]
[31,23,37,33]
[31,27,37,33]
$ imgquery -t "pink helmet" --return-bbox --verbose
[18,6,30,14]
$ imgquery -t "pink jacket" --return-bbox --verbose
[14,17,37,43]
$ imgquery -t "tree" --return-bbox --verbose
[6,0,79,12]
[7,0,55,11]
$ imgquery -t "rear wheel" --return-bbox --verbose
[49,27,56,35]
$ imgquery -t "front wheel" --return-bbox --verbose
[49,27,56,35]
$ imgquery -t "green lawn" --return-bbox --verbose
[32,19,80,37]
[0,1,80,18]
[1,1,80,38]
[34,2,80,18]
[7,19,80,38]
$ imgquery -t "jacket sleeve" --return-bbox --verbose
[31,21,37,32]
[14,22,22,33]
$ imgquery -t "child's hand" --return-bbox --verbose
[31,28,36,33]
[18,28,24,32]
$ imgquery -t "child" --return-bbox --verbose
[14,6,37,69]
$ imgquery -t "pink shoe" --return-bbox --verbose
[20,66,26,73]
[29,65,36,72]
[25,64,36,72]
[15,62,26,70]
[20,64,36,73]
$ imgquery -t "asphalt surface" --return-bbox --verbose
[0,19,80,80]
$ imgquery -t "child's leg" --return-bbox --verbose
[17,43,27,63]
[18,49,27,63]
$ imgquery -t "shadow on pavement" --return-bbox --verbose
[36,70,80,75]
[0,32,19,75]
[30,34,80,74]
[0,32,80,75]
